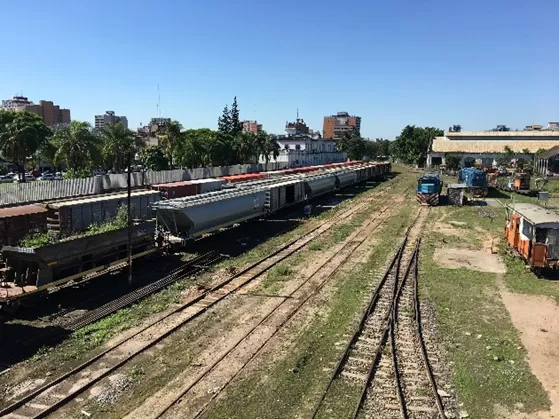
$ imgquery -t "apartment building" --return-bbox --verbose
[0,96,71,126]
[242,120,263,134]
[95,111,128,129]
[323,112,361,140]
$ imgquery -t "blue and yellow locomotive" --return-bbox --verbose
[417,173,443,206]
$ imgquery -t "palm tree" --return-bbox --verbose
[263,137,281,165]
[0,110,51,181]
[159,120,182,168]
[234,132,256,163]
[52,121,101,174]
[253,131,270,163]
[100,123,141,173]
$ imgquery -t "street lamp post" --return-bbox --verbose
[127,151,133,286]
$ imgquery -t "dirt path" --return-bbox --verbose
[499,278,559,419]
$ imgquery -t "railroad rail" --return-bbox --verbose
[0,184,396,419]
[149,194,405,419]
[311,207,446,419]
[0,252,224,371]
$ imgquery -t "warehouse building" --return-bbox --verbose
[427,130,559,168]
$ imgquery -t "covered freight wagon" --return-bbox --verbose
[458,168,488,197]
[0,205,47,247]
[46,190,160,236]
[154,189,268,238]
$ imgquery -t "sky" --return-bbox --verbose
[1,0,558,139]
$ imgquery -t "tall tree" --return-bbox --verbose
[159,120,182,168]
[338,131,367,160]
[230,96,242,136]
[51,121,102,176]
[0,110,52,181]
[100,122,139,173]
[139,145,169,171]
[234,131,256,163]
[262,137,281,165]
[217,105,231,134]
[253,131,270,162]
[391,125,443,166]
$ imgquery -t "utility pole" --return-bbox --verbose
[127,151,133,286]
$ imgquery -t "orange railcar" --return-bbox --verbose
[505,203,559,272]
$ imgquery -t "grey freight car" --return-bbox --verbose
[46,190,160,236]
[155,189,269,238]
[304,173,338,198]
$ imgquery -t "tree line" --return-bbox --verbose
[0,97,281,180]
[337,125,442,166]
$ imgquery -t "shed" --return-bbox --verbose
[447,183,467,206]
[534,145,559,176]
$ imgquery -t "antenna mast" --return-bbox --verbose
[157,84,161,117]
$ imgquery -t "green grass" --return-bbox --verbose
[259,264,295,293]
[501,251,559,303]
[202,206,414,419]
[420,206,550,418]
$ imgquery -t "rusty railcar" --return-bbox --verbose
[505,203,559,273]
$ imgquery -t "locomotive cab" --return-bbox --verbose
[506,203,559,271]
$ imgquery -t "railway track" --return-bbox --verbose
[0,184,398,419]
[147,194,405,419]
[311,207,447,419]
[0,252,224,368]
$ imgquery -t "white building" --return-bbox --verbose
[1,95,34,111]
[95,111,128,129]
[260,135,346,167]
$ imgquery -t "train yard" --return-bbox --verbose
[0,166,558,419]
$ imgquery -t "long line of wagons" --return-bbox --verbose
[0,161,390,312]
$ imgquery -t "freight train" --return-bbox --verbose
[505,203,559,275]
[0,161,391,312]
[458,167,488,197]
[416,174,443,206]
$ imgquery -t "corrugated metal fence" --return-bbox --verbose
[0,163,287,207]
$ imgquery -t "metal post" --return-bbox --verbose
[127,151,133,286]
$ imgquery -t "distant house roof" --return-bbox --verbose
[432,133,559,154]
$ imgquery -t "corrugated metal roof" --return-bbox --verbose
[0,204,47,218]
[508,203,559,225]
[536,145,559,160]
[432,136,559,153]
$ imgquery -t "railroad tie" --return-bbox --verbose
[340,370,368,381]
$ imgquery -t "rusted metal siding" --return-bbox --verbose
[0,205,47,247]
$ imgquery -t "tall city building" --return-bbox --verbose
[0,96,71,127]
[95,111,128,129]
[242,120,262,134]
[323,112,362,140]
